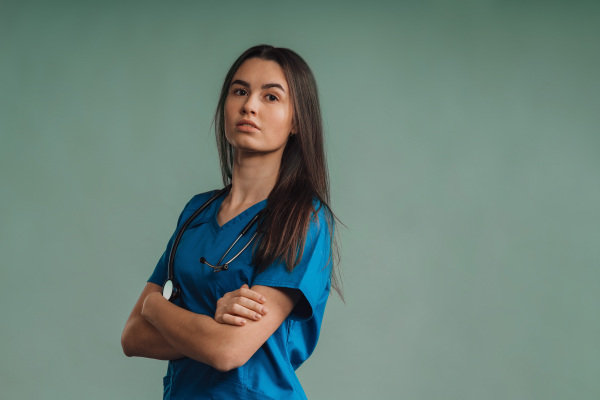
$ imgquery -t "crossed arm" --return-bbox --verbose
[121,282,300,372]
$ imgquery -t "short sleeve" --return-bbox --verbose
[147,191,218,286]
[147,199,192,287]
[251,206,333,321]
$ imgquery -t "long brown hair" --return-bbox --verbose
[213,44,342,299]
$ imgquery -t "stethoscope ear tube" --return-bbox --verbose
[165,187,229,302]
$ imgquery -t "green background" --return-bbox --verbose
[1,1,599,399]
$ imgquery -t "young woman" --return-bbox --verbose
[121,44,341,399]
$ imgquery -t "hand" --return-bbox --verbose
[215,284,269,326]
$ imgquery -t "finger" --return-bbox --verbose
[221,313,248,326]
[230,303,263,320]
[234,296,269,315]
[238,287,266,304]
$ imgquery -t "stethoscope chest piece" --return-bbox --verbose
[162,279,180,301]
[199,257,229,272]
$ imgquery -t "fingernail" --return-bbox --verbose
[260,296,266,302]
[262,307,268,314]
[240,320,246,325]
[255,314,261,320]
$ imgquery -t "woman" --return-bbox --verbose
[121,44,341,399]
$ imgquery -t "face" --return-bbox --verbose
[224,58,294,156]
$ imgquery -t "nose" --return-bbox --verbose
[241,94,258,115]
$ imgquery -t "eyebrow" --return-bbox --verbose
[230,79,286,93]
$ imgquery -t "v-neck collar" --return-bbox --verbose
[209,195,267,236]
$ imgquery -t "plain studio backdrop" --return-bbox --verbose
[1,1,599,399]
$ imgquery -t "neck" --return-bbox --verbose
[227,149,282,207]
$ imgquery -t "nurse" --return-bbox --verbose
[121,44,341,399]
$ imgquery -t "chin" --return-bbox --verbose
[228,136,259,151]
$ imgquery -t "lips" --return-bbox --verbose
[236,119,259,130]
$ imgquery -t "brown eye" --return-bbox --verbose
[266,94,278,101]
[233,88,248,96]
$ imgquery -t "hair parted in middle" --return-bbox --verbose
[212,44,342,299]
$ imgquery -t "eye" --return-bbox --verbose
[232,88,248,96]
[266,94,279,102]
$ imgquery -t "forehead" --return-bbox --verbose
[232,58,289,90]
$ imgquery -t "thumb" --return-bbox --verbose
[241,283,249,289]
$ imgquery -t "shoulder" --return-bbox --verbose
[251,197,334,321]
[186,189,222,210]
[176,189,223,226]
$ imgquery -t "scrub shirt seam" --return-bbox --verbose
[185,190,221,229]
[185,218,211,230]
[286,319,295,366]
[209,195,227,237]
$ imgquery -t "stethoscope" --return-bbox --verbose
[162,186,263,301]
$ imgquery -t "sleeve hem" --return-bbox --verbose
[251,280,314,322]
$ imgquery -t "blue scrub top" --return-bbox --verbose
[148,190,333,400]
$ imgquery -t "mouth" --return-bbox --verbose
[236,120,259,130]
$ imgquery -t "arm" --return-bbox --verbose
[214,284,269,326]
[121,282,185,360]
[141,284,301,372]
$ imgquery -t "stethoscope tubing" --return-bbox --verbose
[164,186,262,301]
[167,187,229,283]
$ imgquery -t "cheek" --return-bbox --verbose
[224,99,234,122]
[272,109,293,133]
[223,104,235,143]
[224,101,238,132]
